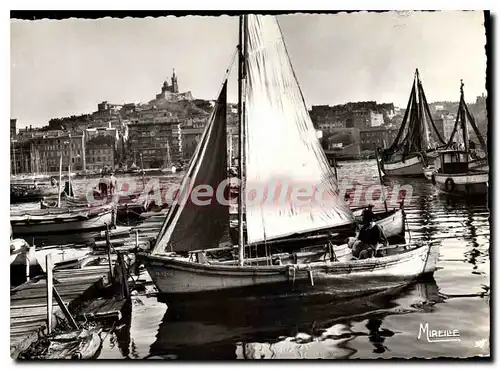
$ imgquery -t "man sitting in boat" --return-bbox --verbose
[350,207,388,259]
[50,176,58,187]
[40,196,58,209]
[61,181,74,198]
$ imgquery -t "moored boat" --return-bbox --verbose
[431,150,488,196]
[423,165,435,180]
[381,153,426,177]
[10,204,116,236]
[10,239,93,286]
[433,169,488,196]
[10,184,44,203]
[469,158,489,172]
[380,69,447,177]
[429,81,488,197]
[141,242,437,299]
[139,15,437,306]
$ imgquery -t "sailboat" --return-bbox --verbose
[138,15,438,302]
[161,140,177,174]
[11,152,116,236]
[380,69,446,177]
[429,81,488,196]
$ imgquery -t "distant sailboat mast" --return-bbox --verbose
[164,140,172,168]
[237,14,247,266]
[460,80,469,153]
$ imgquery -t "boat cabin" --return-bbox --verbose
[435,150,469,174]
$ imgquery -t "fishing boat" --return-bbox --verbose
[10,204,116,236]
[10,238,29,265]
[380,69,447,177]
[423,165,435,180]
[160,140,178,174]
[126,162,140,174]
[138,15,437,303]
[429,81,488,197]
[10,241,93,285]
[10,183,44,203]
[431,151,488,196]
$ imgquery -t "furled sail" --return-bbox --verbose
[152,82,228,254]
[243,15,354,245]
[387,70,446,155]
[446,81,487,153]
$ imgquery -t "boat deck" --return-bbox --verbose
[10,266,111,359]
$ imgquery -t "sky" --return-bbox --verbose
[11,11,487,129]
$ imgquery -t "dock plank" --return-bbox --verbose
[10,265,110,359]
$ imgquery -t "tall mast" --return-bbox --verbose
[237,15,247,266]
[460,80,469,153]
[12,140,17,176]
[414,69,424,152]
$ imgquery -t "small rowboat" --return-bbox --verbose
[10,204,116,236]
[10,184,44,203]
[423,166,435,180]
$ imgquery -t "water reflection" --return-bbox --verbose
[148,279,441,360]
[365,319,393,354]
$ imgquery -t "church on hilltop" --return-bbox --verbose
[152,69,193,103]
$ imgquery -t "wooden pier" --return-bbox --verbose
[9,208,163,359]
[10,265,111,359]
[95,212,166,251]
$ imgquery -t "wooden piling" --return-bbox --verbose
[25,247,34,282]
[52,286,79,330]
[375,148,388,212]
[45,254,53,334]
[106,224,113,279]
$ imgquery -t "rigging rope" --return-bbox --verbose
[418,81,447,145]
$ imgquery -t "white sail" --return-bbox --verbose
[244,15,354,245]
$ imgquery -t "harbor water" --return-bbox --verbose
[11,160,490,359]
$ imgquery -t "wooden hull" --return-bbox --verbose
[10,245,92,286]
[423,166,435,180]
[39,185,59,197]
[381,155,425,177]
[10,245,92,269]
[139,244,438,303]
[10,190,44,203]
[469,159,489,172]
[434,172,488,196]
[353,208,405,240]
[11,209,115,236]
